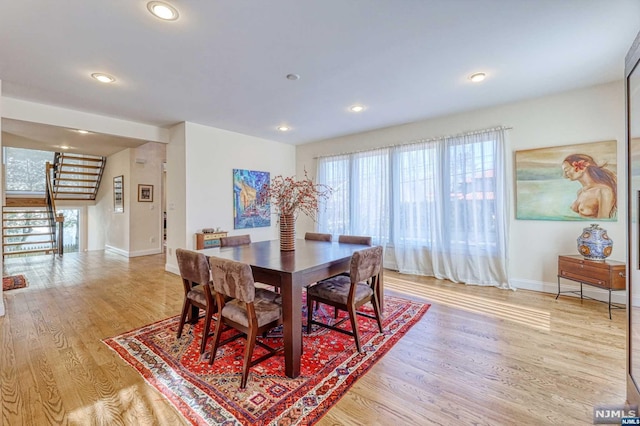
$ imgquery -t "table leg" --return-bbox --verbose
[281,275,302,378]
[580,282,583,299]
[556,276,561,300]
[608,289,612,320]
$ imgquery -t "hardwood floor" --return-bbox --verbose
[0,252,625,425]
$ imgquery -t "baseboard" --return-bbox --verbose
[105,245,128,257]
[165,263,179,276]
[0,298,5,317]
[510,278,627,305]
[129,248,163,257]
[104,246,163,258]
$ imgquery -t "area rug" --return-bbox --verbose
[2,274,28,291]
[104,295,429,425]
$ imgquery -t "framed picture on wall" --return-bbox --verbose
[138,184,153,202]
[114,175,124,213]
[515,140,617,221]
[233,169,271,229]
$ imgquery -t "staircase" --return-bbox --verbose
[2,152,106,258]
[2,204,56,258]
[52,152,106,200]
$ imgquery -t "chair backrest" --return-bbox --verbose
[209,256,256,303]
[176,248,211,286]
[338,235,372,246]
[220,234,251,247]
[304,232,332,242]
[350,246,383,283]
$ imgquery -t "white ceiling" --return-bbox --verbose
[1,0,639,150]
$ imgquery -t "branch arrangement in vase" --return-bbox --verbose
[258,170,332,221]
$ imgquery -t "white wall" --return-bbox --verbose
[165,123,187,274]
[95,149,131,255]
[296,81,626,297]
[165,122,295,274]
[129,142,166,256]
[0,81,4,316]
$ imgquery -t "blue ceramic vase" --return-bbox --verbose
[577,223,613,261]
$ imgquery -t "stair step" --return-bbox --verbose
[4,232,54,238]
[4,248,56,256]
[57,171,100,177]
[59,155,104,162]
[54,178,98,183]
[4,240,54,247]
[59,164,102,170]
[5,198,47,207]
[54,185,96,189]
[3,209,48,214]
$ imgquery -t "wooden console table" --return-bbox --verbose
[195,231,228,250]
[557,254,626,319]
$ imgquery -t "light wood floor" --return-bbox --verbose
[0,251,625,425]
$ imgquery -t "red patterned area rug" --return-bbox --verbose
[104,295,429,425]
[2,274,28,291]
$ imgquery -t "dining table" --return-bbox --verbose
[198,238,382,378]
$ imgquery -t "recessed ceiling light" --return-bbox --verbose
[147,1,179,21]
[60,145,70,150]
[286,74,300,81]
[277,125,291,132]
[76,129,90,134]
[469,72,486,83]
[91,73,116,83]
[350,105,365,113]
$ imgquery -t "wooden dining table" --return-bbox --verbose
[199,238,382,378]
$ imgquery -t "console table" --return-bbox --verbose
[195,231,228,250]
[557,255,626,319]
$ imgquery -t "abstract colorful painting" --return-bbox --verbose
[233,169,271,229]
[515,140,617,221]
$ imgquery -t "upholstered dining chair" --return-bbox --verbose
[304,232,332,242]
[208,256,283,389]
[176,248,218,354]
[306,245,384,353]
[220,234,252,247]
[338,234,372,246]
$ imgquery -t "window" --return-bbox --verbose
[317,128,509,287]
[4,147,54,193]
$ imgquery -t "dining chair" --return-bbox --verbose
[338,234,372,246]
[306,245,384,353]
[208,256,283,389]
[220,234,251,247]
[176,248,218,354]
[304,232,332,242]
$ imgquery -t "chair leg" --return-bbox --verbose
[306,296,314,333]
[371,294,384,333]
[200,305,214,354]
[188,305,200,324]
[208,316,225,365]
[347,305,362,352]
[176,299,191,339]
[241,328,258,389]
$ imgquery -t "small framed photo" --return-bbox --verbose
[138,184,153,202]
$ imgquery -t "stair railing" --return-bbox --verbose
[45,162,63,257]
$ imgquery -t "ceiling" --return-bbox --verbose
[1,0,639,151]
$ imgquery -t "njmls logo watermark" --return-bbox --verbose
[593,404,639,424]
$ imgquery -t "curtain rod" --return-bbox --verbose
[313,125,513,160]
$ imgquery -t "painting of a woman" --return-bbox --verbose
[561,153,617,219]
[515,140,617,221]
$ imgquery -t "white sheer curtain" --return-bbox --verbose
[317,149,390,243]
[317,128,510,288]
